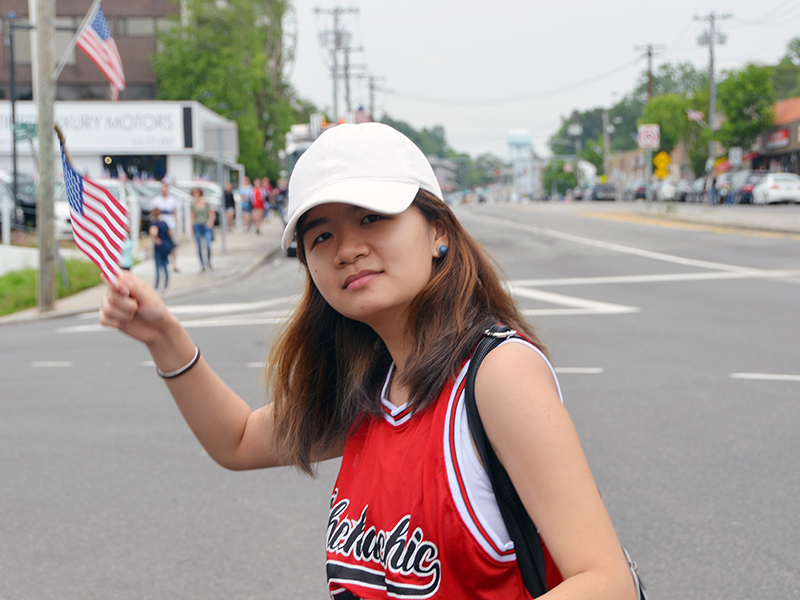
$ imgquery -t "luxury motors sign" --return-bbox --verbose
[0,102,187,153]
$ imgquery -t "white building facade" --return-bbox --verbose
[1,101,240,182]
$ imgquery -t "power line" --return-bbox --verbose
[388,58,641,105]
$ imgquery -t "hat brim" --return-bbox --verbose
[281,179,420,249]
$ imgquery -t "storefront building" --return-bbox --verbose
[0,100,241,182]
[755,96,800,174]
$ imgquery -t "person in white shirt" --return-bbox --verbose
[153,182,180,272]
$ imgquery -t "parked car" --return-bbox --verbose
[687,177,706,203]
[0,181,25,229]
[587,182,616,200]
[674,179,693,202]
[656,180,677,201]
[623,180,647,201]
[751,172,800,204]
[0,172,37,228]
[728,170,767,204]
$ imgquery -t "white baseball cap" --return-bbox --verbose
[281,122,444,249]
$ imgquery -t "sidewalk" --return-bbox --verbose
[0,218,285,326]
[631,200,800,234]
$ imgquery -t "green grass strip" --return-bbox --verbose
[0,259,103,317]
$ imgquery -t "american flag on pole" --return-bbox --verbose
[76,5,126,100]
[59,137,128,288]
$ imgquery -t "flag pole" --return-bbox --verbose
[52,0,101,81]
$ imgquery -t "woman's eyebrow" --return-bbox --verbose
[300,216,329,236]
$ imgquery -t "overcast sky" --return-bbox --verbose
[288,0,800,160]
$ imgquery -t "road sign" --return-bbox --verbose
[654,167,669,180]
[14,123,38,142]
[637,124,660,149]
[653,151,671,169]
[729,146,743,167]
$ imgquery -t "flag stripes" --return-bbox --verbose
[75,5,125,97]
[60,144,128,287]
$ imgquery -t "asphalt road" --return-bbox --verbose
[2,202,799,599]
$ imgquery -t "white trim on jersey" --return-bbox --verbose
[443,337,564,564]
[380,363,415,426]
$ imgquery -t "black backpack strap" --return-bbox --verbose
[464,324,548,598]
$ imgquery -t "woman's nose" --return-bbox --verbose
[335,231,368,265]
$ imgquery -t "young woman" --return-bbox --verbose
[189,187,215,271]
[99,123,636,600]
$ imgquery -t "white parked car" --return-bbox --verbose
[751,172,800,204]
[656,180,677,201]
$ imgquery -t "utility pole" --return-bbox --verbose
[33,0,57,311]
[695,10,731,174]
[602,110,611,182]
[633,43,666,101]
[340,44,364,114]
[367,75,387,121]
[314,6,358,122]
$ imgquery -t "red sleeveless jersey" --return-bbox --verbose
[327,346,563,599]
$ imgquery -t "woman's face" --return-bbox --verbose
[301,202,447,332]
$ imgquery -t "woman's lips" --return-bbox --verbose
[344,270,381,290]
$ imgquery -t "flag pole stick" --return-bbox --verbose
[52,0,101,81]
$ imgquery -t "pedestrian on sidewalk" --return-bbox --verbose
[224,182,235,233]
[251,178,265,234]
[189,188,215,271]
[238,176,253,232]
[153,181,180,272]
[148,207,173,291]
[98,123,636,600]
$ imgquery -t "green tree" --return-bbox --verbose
[633,62,707,102]
[543,161,577,196]
[380,115,453,157]
[153,0,314,180]
[771,56,800,100]
[638,93,691,154]
[717,64,776,149]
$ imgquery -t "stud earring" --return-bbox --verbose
[437,245,448,257]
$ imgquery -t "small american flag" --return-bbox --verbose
[76,5,126,100]
[60,141,128,288]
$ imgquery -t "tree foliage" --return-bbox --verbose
[153,0,315,180]
[543,161,577,196]
[632,62,708,102]
[718,64,776,149]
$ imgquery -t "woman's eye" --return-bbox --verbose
[361,214,382,225]
[313,232,332,245]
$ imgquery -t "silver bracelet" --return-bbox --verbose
[156,346,201,379]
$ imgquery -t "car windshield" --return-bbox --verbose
[130,183,161,198]
[772,174,800,182]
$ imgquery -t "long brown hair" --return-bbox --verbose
[266,190,545,474]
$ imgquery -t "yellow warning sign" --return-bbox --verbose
[653,151,671,169]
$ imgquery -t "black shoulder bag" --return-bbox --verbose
[464,325,648,599]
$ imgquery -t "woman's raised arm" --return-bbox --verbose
[475,342,636,600]
[99,271,283,471]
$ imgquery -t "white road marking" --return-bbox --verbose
[141,360,155,367]
[31,361,73,367]
[246,362,265,368]
[730,373,800,382]
[554,367,605,374]
[509,284,639,315]
[513,270,800,287]
[469,213,761,273]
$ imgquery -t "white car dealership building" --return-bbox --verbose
[0,101,241,182]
